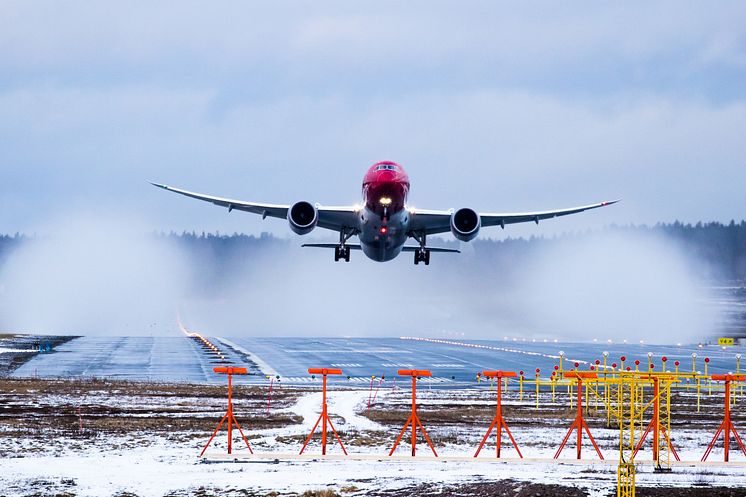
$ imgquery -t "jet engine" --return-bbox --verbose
[287,201,318,235]
[450,207,481,242]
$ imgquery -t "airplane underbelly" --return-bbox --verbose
[359,208,409,262]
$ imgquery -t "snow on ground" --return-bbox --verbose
[2,387,746,496]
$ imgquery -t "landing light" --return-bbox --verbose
[380,197,392,206]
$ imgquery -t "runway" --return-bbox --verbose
[9,335,744,385]
[10,336,248,383]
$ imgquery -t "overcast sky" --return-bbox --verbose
[1,1,745,238]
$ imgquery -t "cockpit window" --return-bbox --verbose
[375,164,398,171]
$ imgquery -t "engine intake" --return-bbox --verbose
[288,201,318,235]
[450,207,480,242]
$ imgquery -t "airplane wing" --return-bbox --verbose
[408,200,620,235]
[150,183,360,231]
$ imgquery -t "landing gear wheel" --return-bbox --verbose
[414,249,430,265]
[335,246,351,262]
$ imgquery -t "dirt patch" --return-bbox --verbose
[0,377,303,455]
[633,488,746,497]
[366,480,589,497]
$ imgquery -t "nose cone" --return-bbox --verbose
[363,161,409,185]
[362,161,410,214]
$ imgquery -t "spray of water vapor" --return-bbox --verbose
[0,214,720,344]
[512,230,717,344]
[0,214,188,335]
[177,230,718,345]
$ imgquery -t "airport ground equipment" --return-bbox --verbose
[300,368,348,456]
[632,374,680,469]
[389,369,438,457]
[266,376,274,414]
[474,371,522,458]
[554,371,604,460]
[617,374,638,497]
[200,366,253,457]
[702,374,746,462]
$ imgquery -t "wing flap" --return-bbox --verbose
[317,206,362,231]
[151,182,361,232]
[408,200,619,235]
[480,200,621,229]
[150,182,289,219]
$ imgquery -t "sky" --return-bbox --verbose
[1,2,744,340]
[1,1,745,238]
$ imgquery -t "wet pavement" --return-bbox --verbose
[8,335,744,386]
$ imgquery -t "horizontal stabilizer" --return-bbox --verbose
[401,246,460,253]
[302,243,363,250]
[301,244,459,254]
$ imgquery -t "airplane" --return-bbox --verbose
[151,160,618,265]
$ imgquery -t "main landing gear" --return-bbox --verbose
[414,249,430,265]
[412,231,430,266]
[334,228,354,263]
[334,245,350,262]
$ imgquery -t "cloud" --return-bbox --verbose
[0,1,744,235]
[1,84,744,237]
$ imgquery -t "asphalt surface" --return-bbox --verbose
[10,336,236,383]
[9,335,745,386]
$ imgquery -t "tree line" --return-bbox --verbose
[1,221,745,284]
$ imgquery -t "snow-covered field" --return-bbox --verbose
[1,379,745,497]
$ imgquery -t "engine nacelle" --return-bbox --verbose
[287,201,318,235]
[450,207,481,242]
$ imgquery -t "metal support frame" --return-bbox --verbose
[632,375,680,469]
[617,373,636,497]
[474,371,523,458]
[554,371,604,460]
[702,374,746,462]
[200,366,253,457]
[300,368,348,456]
[389,369,438,457]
